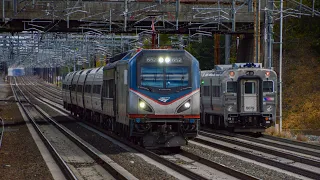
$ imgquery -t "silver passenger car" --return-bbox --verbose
[200,63,277,133]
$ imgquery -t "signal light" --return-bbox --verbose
[265,71,270,78]
[229,71,235,77]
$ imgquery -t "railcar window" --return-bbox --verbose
[102,81,108,97]
[245,82,256,94]
[93,85,101,94]
[77,85,83,92]
[85,85,91,93]
[108,80,114,98]
[203,86,210,96]
[212,86,221,97]
[263,81,274,92]
[227,82,237,93]
[102,80,114,98]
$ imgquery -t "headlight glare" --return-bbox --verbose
[165,57,171,63]
[177,100,191,113]
[139,101,146,109]
[139,99,153,112]
[159,57,164,63]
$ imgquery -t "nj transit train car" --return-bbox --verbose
[200,63,277,134]
[63,49,200,148]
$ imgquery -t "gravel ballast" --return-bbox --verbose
[0,76,54,180]
[182,142,304,180]
[20,79,178,180]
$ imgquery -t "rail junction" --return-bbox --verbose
[0,1,319,180]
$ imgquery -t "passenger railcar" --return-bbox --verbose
[200,63,277,133]
[62,49,200,148]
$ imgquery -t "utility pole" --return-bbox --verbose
[124,0,128,32]
[279,0,283,132]
[176,0,180,30]
[2,0,5,22]
[254,0,261,63]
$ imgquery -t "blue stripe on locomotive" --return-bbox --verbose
[128,50,200,104]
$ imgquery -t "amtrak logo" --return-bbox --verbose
[158,97,170,103]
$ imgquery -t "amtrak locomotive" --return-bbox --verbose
[62,49,200,148]
[200,63,277,134]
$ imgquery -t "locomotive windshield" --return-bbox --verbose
[140,66,190,90]
[136,50,193,93]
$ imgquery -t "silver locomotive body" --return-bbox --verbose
[63,49,201,148]
[200,63,277,133]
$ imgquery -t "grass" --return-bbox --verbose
[264,127,309,142]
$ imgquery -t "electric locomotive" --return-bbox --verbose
[200,63,277,133]
[62,49,200,148]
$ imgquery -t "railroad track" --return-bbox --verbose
[12,77,131,180]
[201,128,320,157]
[196,130,320,179]
[24,77,62,101]
[21,77,63,105]
[19,76,260,180]
[26,76,320,179]
[0,117,4,149]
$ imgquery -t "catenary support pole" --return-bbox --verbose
[279,0,283,132]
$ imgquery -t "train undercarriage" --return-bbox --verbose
[67,103,198,148]
[201,113,271,135]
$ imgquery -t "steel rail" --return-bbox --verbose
[15,77,129,180]
[36,81,62,95]
[28,78,62,96]
[180,150,259,180]
[202,129,320,158]
[262,134,320,151]
[193,137,320,179]
[21,78,63,105]
[199,131,320,167]
[11,77,78,180]
[26,79,62,101]
[21,77,210,180]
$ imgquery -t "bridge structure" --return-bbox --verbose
[0,0,319,69]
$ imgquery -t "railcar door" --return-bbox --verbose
[241,80,259,112]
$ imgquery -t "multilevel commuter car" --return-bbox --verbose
[62,49,201,148]
[200,63,277,134]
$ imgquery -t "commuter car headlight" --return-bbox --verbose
[227,105,233,112]
[139,99,153,112]
[177,100,191,113]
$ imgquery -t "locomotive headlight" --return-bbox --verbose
[138,99,153,112]
[266,105,272,112]
[139,101,146,108]
[227,105,233,112]
[165,57,171,63]
[177,100,191,113]
[184,102,191,108]
[159,57,164,63]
